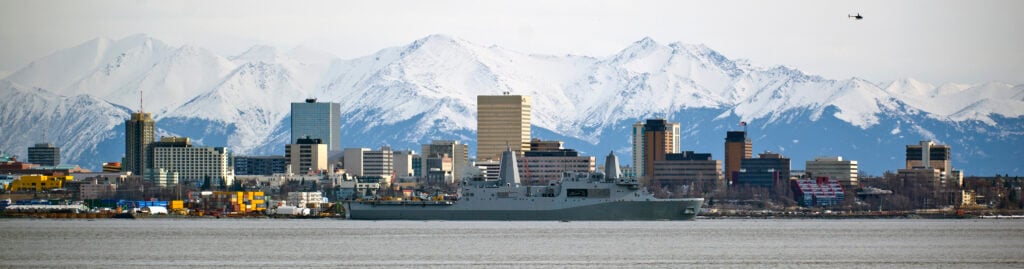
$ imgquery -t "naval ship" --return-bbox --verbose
[347,148,704,220]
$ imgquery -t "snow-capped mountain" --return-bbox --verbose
[0,81,129,164]
[1,34,1021,175]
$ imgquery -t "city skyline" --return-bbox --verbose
[0,7,1021,176]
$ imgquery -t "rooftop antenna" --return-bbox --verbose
[139,89,144,113]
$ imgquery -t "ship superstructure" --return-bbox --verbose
[348,148,703,220]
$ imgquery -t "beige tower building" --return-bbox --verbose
[477,94,531,161]
[285,137,328,175]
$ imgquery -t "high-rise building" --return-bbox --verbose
[343,148,368,177]
[651,151,723,194]
[724,131,752,183]
[150,137,233,187]
[421,140,469,180]
[902,140,960,206]
[477,94,531,161]
[905,140,951,173]
[285,137,328,175]
[806,156,859,187]
[632,119,680,179]
[736,151,791,187]
[28,143,60,166]
[393,150,417,177]
[343,146,394,185]
[291,99,341,153]
[233,155,287,176]
[124,112,155,177]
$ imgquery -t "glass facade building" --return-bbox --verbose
[291,99,341,152]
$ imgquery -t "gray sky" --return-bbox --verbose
[1,0,1022,84]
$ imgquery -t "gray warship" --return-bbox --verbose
[348,148,704,220]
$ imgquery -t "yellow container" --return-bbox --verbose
[170,200,184,210]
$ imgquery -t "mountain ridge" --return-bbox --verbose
[1,34,1021,175]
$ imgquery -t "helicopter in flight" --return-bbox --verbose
[849,13,863,20]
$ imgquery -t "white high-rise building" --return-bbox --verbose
[150,137,234,187]
[806,156,859,187]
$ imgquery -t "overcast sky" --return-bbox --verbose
[1,0,1021,84]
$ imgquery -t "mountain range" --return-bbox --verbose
[1,34,1022,176]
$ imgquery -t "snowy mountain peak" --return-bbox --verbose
[886,78,936,97]
[231,45,285,63]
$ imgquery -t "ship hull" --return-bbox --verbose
[348,199,703,221]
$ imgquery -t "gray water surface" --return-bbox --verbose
[1,219,1021,268]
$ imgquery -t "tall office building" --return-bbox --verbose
[902,140,961,200]
[905,140,951,173]
[285,137,328,175]
[421,140,469,180]
[632,119,680,179]
[477,94,531,161]
[125,112,155,177]
[724,131,752,183]
[291,98,341,152]
[28,143,60,166]
[806,156,859,187]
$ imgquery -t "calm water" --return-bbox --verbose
[0,218,1021,268]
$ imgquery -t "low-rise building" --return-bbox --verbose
[76,178,118,200]
[519,149,596,184]
[650,151,723,194]
[736,151,791,187]
[792,177,845,207]
[287,191,323,208]
[6,174,73,192]
[234,155,287,176]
